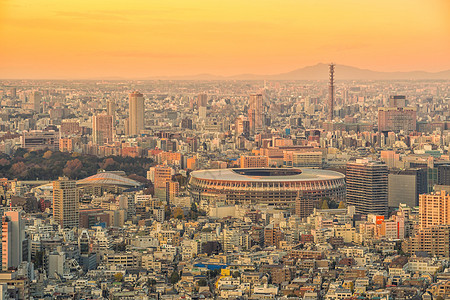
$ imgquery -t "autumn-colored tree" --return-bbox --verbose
[63,159,83,178]
[0,158,10,166]
[11,162,27,176]
[172,207,184,220]
[43,150,53,159]
[102,157,116,169]
[114,272,123,282]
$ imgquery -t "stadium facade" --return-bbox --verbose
[188,168,346,211]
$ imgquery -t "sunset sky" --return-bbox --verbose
[0,0,449,79]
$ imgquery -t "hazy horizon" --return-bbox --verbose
[1,0,449,79]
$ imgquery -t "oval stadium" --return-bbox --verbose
[188,168,346,216]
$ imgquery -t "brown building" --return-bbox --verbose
[264,224,284,248]
[378,107,416,133]
[79,208,110,228]
[128,91,144,136]
[240,155,268,168]
[248,93,263,133]
[402,225,450,258]
[419,190,450,229]
[53,177,79,228]
[61,120,81,136]
[93,114,113,145]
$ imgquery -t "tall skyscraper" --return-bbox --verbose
[53,177,79,228]
[1,210,27,271]
[29,91,41,112]
[327,63,335,122]
[107,99,116,122]
[197,93,207,108]
[93,114,113,145]
[248,93,263,133]
[128,91,144,136]
[346,159,388,216]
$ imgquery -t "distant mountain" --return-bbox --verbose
[268,63,450,80]
[152,63,450,80]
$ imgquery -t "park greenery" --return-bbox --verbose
[0,148,154,180]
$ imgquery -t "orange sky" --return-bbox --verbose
[0,0,449,79]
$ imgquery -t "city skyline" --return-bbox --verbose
[0,0,449,79]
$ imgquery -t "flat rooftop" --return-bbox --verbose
[190,168,345,182]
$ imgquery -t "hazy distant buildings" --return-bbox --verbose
[198,93,207,119]
[378,96,417,132]
[29,91,41,112]
[235,116,250,137]
[107,99,116,121]
[93,114,113,145]
[197,93,207,108]
[346,159,388,216]
[53,177,79,228]
[128,91,144,136]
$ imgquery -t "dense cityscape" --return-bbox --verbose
[0,73,448,299]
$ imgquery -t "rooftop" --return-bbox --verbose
[190,168,344,182]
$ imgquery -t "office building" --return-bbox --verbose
[166,181,179,203]
[248,93,263,133]
[29,91,41,112]
[284,151,324,168]
[419,190,450,229]
[148,165,175,201]
[60,120,81,136]
[240,155,268,168]
[1,210,27,271]
[346,159,388,216]
[264,224,284,248]
[128,91,144,136]
[403,225,450,258]
[93,114,113,145]
[438,165,450,186]
[378,107,417,133]
[21,130,60,151]
[197,93,207,108]
[107,99,116,122]
[388,95,407,107]
[388,168,427,208]
[53,177,79,228]
[235,116,250,137]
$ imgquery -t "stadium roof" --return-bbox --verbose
[77,172,142,187]
[190,168,344,182]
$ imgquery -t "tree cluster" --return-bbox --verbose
[0,149,154,180]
